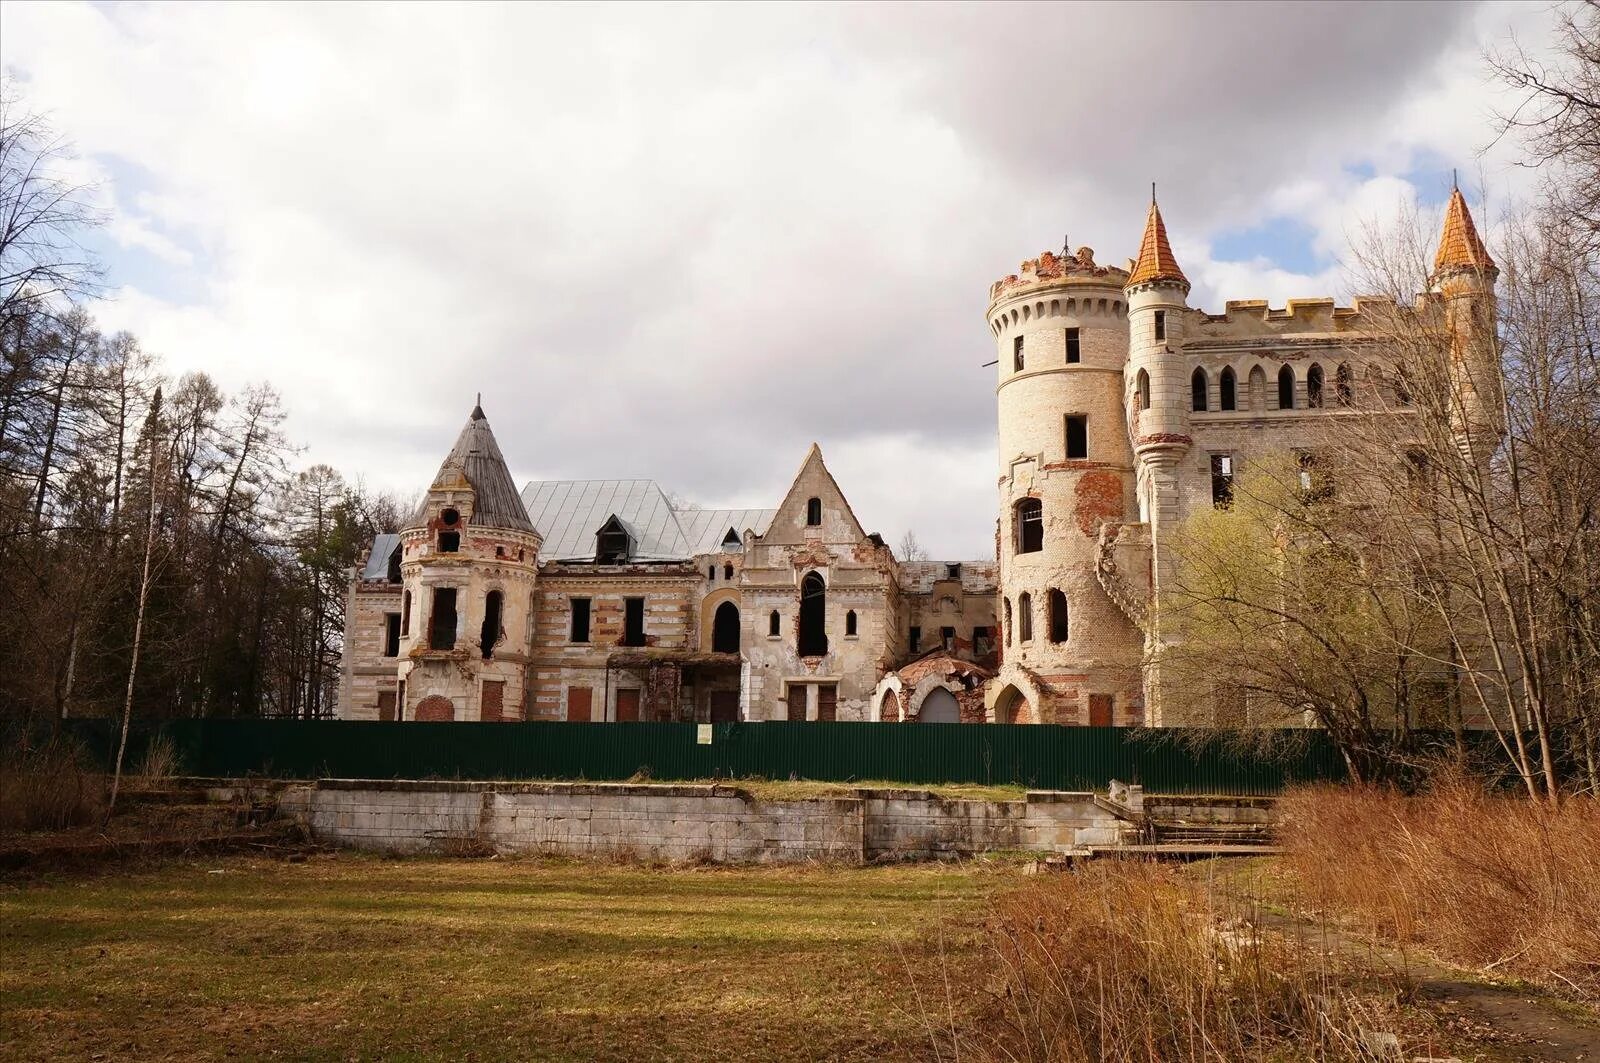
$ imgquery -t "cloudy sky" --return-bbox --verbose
[0,1,1560,558]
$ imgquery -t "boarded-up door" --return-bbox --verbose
[786,686,806,722]
[816,684,837,722]
[566,687,592,723]
[376,690,396,722]
[709,690,739,723]
[1088,693,1114,727]
[616,689,641,723]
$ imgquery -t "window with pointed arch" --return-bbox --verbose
[712,600,740,654]
[1335,362,1354,406]
[798,572,828,656]
[1135,369,1151,412]
[768,610,780,637]
[1047,589,1069,643]
[1017,592,1033,642]
[1277,365,1296,410]
[1014,497,1043,554]
[1219,366,1237,411]
[1191,367,1208,412]
[1306,363,1325,408]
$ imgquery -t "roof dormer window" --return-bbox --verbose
[721,527,740,550]
[595,515,633,563]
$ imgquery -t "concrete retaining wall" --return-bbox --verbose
[277,780,1137,863]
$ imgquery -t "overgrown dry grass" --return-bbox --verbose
[0,739,106,833]
[918,861,1405,1062]
[1281,780,1600,1004]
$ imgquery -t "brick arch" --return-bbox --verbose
[415,695,455,722]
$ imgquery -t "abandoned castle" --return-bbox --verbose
[337,188,1500,725]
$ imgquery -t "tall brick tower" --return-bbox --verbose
[396,401,542,722]
[984,243,1145,725]
[1429,183,1502,464]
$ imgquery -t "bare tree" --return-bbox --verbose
[897,529,928,562]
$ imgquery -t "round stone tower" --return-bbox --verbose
[985,245,1144,725]
[397,401,542,722]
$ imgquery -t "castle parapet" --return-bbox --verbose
[990,246,1130,302]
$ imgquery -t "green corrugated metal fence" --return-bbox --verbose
[61,719,1347,795]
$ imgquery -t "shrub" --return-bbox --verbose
[0,738,107,833]
[1281,779,1600,1004]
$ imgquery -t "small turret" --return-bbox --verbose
[1429,183,1502,463]
[1123,188,1192,524]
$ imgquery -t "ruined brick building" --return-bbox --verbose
[338,186,1497,725]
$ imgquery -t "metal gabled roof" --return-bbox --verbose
[518,479,776,562]
[676,507,776,553]
[360,533,402,582]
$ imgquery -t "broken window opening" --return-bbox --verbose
[1335,362,1353,406]
[723,563,734,580]
[570,597,591,643]
[1191,367,1208,412]
[401,591,411,636]
[769,610,781,637]
[1013,335,1025,372]
[712,601,740,654]
[1017,592,1033,642]
[429,588,458,651]
[941,626,956,651]
[1003,599,1013,645]
[798,572,828,656]
[805,497,822,526]
[384,613,401,658]
[1065,327,1081,363]
[1015,498,1043,554]
[441,508,460,526]
[1065,415,1088,460]
[973,626,993,657]
[437,531,460,553]
[1306,363,1325,408]
[1219,366,1237,411]
[596,530,630,563]
[1135,369,1151,412]
[946,563,961,579]
[845,610,857,636]
[1278,365,1296,410]
[480,590,503,659]
[1047,590,1069,644]
[1210,454,1235,508]
[909,625,921,654]
[622,597,646,647]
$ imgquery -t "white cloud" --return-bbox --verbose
[0,1,1567,557]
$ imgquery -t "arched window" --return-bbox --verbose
[1135,368,1151,411]
[845,610,857,636]
[1278,365,1295,410]
[1048,589,1069,643]
[401,590,411,636]
[723,563,734,580]
[1014,498,1043,554]
[1017,592,1033,642]
[1306,363,1324,408]
[1003,598,1013,645]
[1219,367,1237,411]
[798,572,828,656]
[712,601,740,654]
[480,590,502,660]
[1191,367,1208,412]
[708,565,715,581]
[1249,366,1267,411]
[805,497,822,526]
[768,610,780,637]
[1335,362,1353,406]
[1394,365,1413,406]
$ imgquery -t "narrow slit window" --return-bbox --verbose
[768,610,781,637]
[1335,362,1353,406]
[845,610,857,636]
[1013,335,1025,372]
[622,597,646,647]
[909,625,921,654]
[1154,310,1166,342]
[1017,593,1033,642]
[1047,590,1068,644]
[1065,415,1088,459]
[1065,327,1081,363]
[401,591,411,636]
[1219,367,1237,411]
[570,597,591,643]
[805,497,822,526]
[941,626,955,651]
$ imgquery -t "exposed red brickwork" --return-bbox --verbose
[415,695,455,722]
[616,689,640,722]
[1074,471,1126,536]
[481,680,505,722]
[1136,433,1193,446]
[566,686,592,722]
[376,690,396,722]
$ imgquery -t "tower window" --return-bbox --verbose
[621,597,647,647]
[1065,415,1088,459]
[1219,366,1237,411]
[401,590,411,636]
[1017,592,1033,642]
[1154,311,1167,342]
[845,610,857,637]
[570,597,591,643]
[1306,363,1324,408]
[1065,327,1081,363]
[708,565,716,581]
[1013,335,1025,372]
[1278,365,1295,411]
[1191,367,1208,412]
[384,613,401,658]
[1210,454,1234,508]
[768,610,780,636]
[1003,599,1012,645]
[1047,590,1069,644]
[1014,498,1043,554]
[1135,369,1151,412]
[429,588,458,651]
[798,572,828,656]
[437,531,460,553]
[805,497,822,526]
[480,590,502,660]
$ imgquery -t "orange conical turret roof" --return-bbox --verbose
[1127,189,1188,288]
[1434,185,1496,276]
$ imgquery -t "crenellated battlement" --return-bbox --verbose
[990,246,1129,304]
[1189,294,1428,341]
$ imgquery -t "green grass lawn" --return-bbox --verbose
[0,854,1001,1062]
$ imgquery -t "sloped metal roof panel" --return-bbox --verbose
[360,533,402,581]
[519,479,691,561]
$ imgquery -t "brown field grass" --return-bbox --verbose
[1279,780,1600,1005]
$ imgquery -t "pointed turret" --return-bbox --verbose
[1433,185,1496,280]
[1126,188,1189,290]
[409,403,535,532]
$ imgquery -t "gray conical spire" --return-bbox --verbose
[408,402,535,532]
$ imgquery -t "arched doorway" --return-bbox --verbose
[994,685,1030,725]
[919,688,959,723]
[415,695,455,722]
[712,601,740,654]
